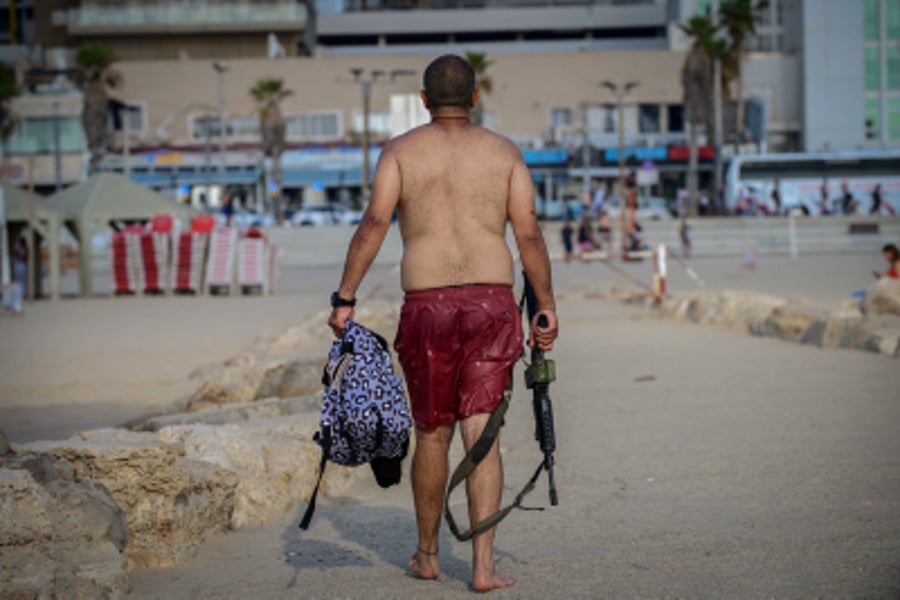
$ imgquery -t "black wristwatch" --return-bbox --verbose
[330,291,356,308]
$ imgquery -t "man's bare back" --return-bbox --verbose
[329,54,557,594]
[387,121,519,291]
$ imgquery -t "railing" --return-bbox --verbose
[334,0,656,11]
[67,2,306,28]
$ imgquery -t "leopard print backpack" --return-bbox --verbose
[299,320,411,530]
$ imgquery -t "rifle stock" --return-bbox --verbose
[523,274,559,506]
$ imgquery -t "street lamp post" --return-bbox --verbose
[349,68,415,204]
[213,61,229,202]
[52,101,62,192]
[711,0,724,214]
[600,80,640,260]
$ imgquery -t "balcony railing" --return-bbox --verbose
[67,2,307,30]
[332,0,656,11]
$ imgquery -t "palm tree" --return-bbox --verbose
[464,52,493,127]
[76,44,122,175]
[0,61,20,148]
[679,15,718,219]
[250,78,292,225]
[719,0,768,148]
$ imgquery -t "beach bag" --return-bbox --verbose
[299,320,412,530]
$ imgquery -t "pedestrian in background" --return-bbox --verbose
[577,215,595,258]
[561,219,575,262]
[771,179,781,215]
[679,221,692,259]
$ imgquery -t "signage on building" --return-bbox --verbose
[667,146,715,161]
[151,153,184,166]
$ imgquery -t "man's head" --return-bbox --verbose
[421,55,477,111]
[884,243,899,263]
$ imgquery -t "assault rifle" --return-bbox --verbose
[523,273,559,506]
[444,274,559,541]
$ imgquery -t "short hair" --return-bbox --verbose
[884,243,899,258]
[423,55,475,108]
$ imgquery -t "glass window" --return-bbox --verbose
[229,116,259,138]
[108,102,146,134]
[889,98,900,139]
[638,104,660,133]
[2,116,85,154]
[352,112,390,135]
[888,0,900,38]
[865,98,881,139]
[888,47,900,89]
[866,47,881,90]
[864,0,880,40]
[667,105,684,132]
[550,107,572,128]
[191,116,226,139]
[287,112,341,140]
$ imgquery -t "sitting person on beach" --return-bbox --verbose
[875,243,899,279]
[577,216,595,258]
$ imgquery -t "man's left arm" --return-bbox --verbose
[328,148,401,335]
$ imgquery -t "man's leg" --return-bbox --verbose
[459,414,515,592]
[410,423,453,579]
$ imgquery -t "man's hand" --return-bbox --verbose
[529,309,558,352]
[328,306,354,338]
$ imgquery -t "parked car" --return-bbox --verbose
[289,205,363,227]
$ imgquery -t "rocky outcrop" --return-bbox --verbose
[0,447,130,598]
[133,395,320,432]
[13,409,362,573]
[22,429,239,570]
[863,278,900,317]
[177,301,400,411]
[659,290,899,357]
[158,413,356,529]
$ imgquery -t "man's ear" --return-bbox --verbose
[420,90,430,109]
[471,88,481,108]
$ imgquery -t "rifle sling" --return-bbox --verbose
[444,382,546,542]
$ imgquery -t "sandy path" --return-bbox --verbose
[128,300,900,598]
[0,293,322,442]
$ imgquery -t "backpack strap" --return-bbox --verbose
[443,379,544,542]
[299,431,330,530]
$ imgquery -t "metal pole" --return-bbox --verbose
[52,101,62,192]
[26,156,35,301]
[582,103,590,207]
[204,117,212,202]
[217,68,227,199]
[123,105,131,180]
[711,0,723,214]
[361,80,372,202]
[617,91,627,260]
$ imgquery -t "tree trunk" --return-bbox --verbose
[82,80,109,175]
[734,69,744,155]
[273,155,284,226]
[687,123,699,220]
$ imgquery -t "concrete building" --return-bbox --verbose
[0,0,891,205]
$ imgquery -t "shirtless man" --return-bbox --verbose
[328,54,558,592]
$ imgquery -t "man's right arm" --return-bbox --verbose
[508,157,558,350]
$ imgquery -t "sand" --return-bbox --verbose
[1,243,898,597]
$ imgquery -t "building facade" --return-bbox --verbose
[0,0,892,205]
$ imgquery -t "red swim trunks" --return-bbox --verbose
[394,284,524,430]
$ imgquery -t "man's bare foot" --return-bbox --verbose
[408,548,439,580]
[472,571,515,593]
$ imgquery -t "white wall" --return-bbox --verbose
[802,0,866,151]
